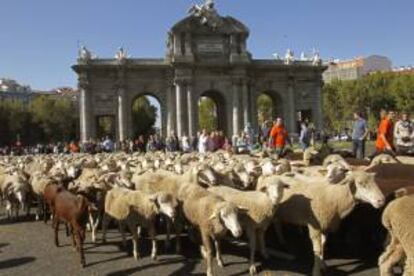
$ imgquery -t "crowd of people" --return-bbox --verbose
[351,110,414,159]
[1,111,413,158]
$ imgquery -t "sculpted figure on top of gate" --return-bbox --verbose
[188,0,222,29]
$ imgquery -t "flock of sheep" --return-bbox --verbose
[0,148,413,276]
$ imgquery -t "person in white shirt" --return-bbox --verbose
[181,134,191,153]
[198,129,209,153]
[394,112,414,155]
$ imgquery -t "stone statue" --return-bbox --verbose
[312,50,322,66]
[188,0,222,28]
[78,46,92,61]
[272,52,281,60]
[285,49,294,65]
[300,51,308,61]
[115,47,128,61]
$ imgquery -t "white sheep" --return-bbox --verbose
[102,187,178,260]
[208,178,288,275]
[274,170,385,276]
[0,170,31,219]
[178,182,245,276]
[379,193,414,276]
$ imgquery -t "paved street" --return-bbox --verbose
[0,208,381,276]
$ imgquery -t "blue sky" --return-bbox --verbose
[1,0,413,90]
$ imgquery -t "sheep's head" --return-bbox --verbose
[345,171,385,208]
[259,178,289,205]
[326,163,348,184]
[371,154,398,166]
[275,159,292,175]
[303,147,319,166]
[66,165,81,179]
[197,165,218,186]
[174,162,184,175]
[261,161,275,176]
[151,192,178,220]
[234,169,255,190]
[210,202,245,238]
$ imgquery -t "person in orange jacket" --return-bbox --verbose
[269,117,292,155]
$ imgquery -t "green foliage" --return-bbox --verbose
[0,95,77,145]
[198,97,218,132]
[322,72,414,133]
[131,96,157,137]
[257,94,273,125]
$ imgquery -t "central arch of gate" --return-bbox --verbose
[73,4,326,142]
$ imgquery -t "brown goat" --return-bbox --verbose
[43,183,61,223]
[53,189,92,267]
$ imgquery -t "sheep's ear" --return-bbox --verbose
[318,169,328,176]
[259,185,267,193]
[149,194,158,203]
[238,206,249,213]
[283,172,295,178]
[282,183,290,189]
[394,188,408,198]
[209,213,218,221]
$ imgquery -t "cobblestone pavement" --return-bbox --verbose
[0,209,380,276]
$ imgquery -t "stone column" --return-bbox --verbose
[79,74,91,143]
[242,80,250,127]
[187,82,196,138]
[175,81,187,137]
[117,87,127,142]
[232,81,241,136]
[173,34,182,56]
[287,80,297,134]
[314,81,324,131]
[167,85,176,136]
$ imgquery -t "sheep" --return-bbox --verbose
[274,170,385,276]
[102,187,178,260]
[133,168,204,253]
[178,182,245,276]
[379,194,414,276]
[303,147,320,166]
[53,188,93,267]
[208,178,288,275]
[322,154,351,170]
[0,170,31,219]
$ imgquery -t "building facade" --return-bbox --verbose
[73,3,326,142]
[323,55,392,83]
[0,78,34,103]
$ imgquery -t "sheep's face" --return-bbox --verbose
[155,193,177,220]
[261,161,275,176]
[174,163,184,175]
[352,172,385,208]
[275,162,291,175]
[215,204,243,238]
[245,161,260,176]
[199,166,217,186]
[326,164,348,184]
[237,171,254,189]
[66,166,80,179]
[263,181,288,205]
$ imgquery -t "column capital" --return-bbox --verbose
[78,73,89,90]
[174,78,193,86]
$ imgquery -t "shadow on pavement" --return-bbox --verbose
[106,257,185,276]
[0,257,36,270]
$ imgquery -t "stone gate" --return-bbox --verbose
[73,2,326,142]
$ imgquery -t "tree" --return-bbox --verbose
[257,94,273,126]
[131,96,158,137]
[198,97,218,132]
[322,72,414,134]
[30,95,77,142]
